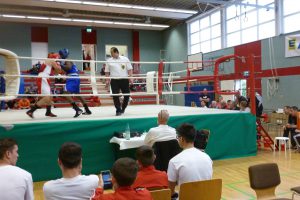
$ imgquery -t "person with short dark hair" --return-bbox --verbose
[283,106,299,148]
[43,142,99,200]
[105,47,133,116]
[199,88,210,107]
[167,123,213,195]
[91,157,153,200]
[0,138,33,200]
[132,146,168,189]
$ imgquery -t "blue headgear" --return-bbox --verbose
[59,48,69,59]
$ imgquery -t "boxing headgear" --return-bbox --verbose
[48,53,60,59]
[59,48,69,59]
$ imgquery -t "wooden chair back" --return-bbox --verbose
[179,179,222,200]
[150,189,171,200]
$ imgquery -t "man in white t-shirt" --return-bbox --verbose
[0,138,33,200]
[105,47,133,116]
[43,142,99,200]
[167,123,213,196]
[144,109,177,146]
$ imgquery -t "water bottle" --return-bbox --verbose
[125,123,130,140]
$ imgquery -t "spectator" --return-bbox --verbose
[144,110,176,147]
[220,100,227,109]
[200,100,207,108]
[283,106,298,149]
[199,88,210,107]
[132,145,168,190]
[0,138,33,200]
[43,142,99,200]
[240,101,250,112]
[91,157,153,200]
[209,100,218,108]
[235,91,248,108]
[167,123,213,196]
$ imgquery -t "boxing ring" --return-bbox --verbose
[0,49,256,182]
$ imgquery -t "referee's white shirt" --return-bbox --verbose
[105,56,133,78]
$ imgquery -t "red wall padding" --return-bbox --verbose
[31,27,48,42]
[81,29,97,44]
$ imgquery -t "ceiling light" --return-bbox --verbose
[133,23,152,27]
[50,17,72,21]
[55,0,81,3]
[72,19,93,23]
[108,3,132,8]
[114,22,133,26]
[155,7,197,14]
[94,20,113,24]
[151,24,169,28]
[82,1,108,6]
[27,16,49,20]
[2,15,26,18]
[0,13,169,30]
[132,6,155,10]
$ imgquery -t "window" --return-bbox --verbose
[283,0,300,33]
[225,0,275,46]
[188,11,221,54]
[187,0,284,54]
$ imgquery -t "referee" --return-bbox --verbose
[105,47,133,116]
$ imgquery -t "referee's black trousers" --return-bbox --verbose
[111,79,130,113]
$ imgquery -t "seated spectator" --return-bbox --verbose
[200,100,207,108]
[132,145,168,190]
[220,100,227,109]
[240,101,250,112]
[144,110,176,147]
[209,100,217,108]
[283,106,298,149]
[0,138,33,200]
[91,157,153,200]
[43,142,99,200]
[167,123,213,196]
[226,100,232,109]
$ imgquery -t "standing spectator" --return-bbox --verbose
[167,123,213,196]
[235,91,248,108]
[132,145,168,190]
[43,142,99,200]
[199,88,210,107]
[240,101,250,112]
[105,47,133,116]
[0,138,33,200]
[91,157,153,200]
[144,110,176,147]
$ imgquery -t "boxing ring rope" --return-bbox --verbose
[0,48,257,115]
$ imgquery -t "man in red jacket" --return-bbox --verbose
[91,157,153,200]
[132,145,168,189]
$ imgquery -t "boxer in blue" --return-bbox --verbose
[59,49,92,117]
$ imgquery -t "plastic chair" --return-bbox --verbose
[179,179,222,200]
[273,137,290,152]
[248,163,291,200]
[150,189,171,200]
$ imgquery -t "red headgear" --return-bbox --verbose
[47,53,60,59]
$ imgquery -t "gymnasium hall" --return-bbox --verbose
[0,0,300,199]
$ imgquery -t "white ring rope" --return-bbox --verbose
[1,74,180,79]
[0,49,212,102]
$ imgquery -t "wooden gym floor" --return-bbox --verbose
[33,129,300,200]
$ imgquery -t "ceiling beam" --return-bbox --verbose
[0,0,196,20]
